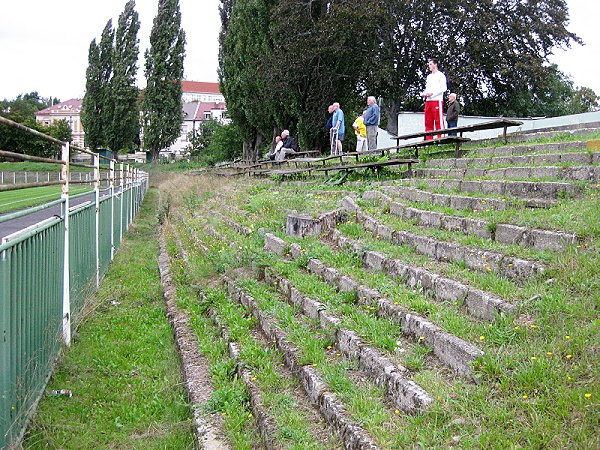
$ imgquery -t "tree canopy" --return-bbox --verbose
[142,0,186,161]
[218,0,596,151]
[0,93,71,158]
[82,1,141,157]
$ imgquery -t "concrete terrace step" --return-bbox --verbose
[414,165,600,182]
[348,207,545,284]
[262,234,487,376]
[422,150,600,169]
[222,279,379,448]
[466,140,593,157]
[505,128,600,143]
[260,270,435,412]
[401,177,579,200]
[358,191,578,252]
[381,185,556,210]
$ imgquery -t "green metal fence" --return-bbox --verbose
[0,116,148,448]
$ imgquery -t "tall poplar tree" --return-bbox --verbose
[106,0,140,158]
[142,0,186,161]
[81,20,113,151]
[81,39,103,151]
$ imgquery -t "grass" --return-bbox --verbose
[0,185,92,214]
[22,189,195,449]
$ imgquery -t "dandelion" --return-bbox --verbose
[567,376,572,381]
[566,354,573,359]
[522,395,528,400]
[312,363,317,367]
[251,377,257,381]
[327,346,332,350]
[480,335,485,341]
[419,336,425,341]
[531,325,538,329]
[248,413,253,418]
[394,409,400,415]
[531,356,537,360]
[585,393,592,399]
[565,335,570,340]
[547,352,553,356]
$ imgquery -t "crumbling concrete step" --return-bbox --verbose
[402,177,578,200]
[223,278,382,448]
[158,231,231,450]
[422,151,600,169]
[351,208,545,283]
[505,128,600,143]
[261,270,435,411]
[415,165,600,182]
[357,192,577,252]
[466,140,588,157]
[262,235,488,376]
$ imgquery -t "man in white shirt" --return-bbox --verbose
[421,58,447,140]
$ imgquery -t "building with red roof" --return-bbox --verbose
[35,99,85,148]
[181,80,224,103]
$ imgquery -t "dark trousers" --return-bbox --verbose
[447,120,458,136]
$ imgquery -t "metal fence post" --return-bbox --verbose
[61,142,71,347]
[94,154,100,288]
[119,163,124,242]
[109,160,115,260]
[126,165,132,230]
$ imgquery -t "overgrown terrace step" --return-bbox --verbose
[263,234,486,377]
[399,177,579,200]
[158,229,230,449]
[350,207,545,283]
[423,150,600,169]
[358,191,578,252]
[209,311,283,449]
[415,165,600,182]
[223,278,381,449]
[505,128,600,143]
[381,185,553,210]
[465,140,591,157]
[258,269,435,412]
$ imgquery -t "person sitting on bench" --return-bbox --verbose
[269,136,283,161]
[276,129,299,162]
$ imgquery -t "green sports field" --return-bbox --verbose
[0,185,92,214]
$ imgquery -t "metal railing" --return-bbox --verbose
[0,115,148,448]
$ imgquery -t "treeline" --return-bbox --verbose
[218,0,599,160]
[0,92,71,158]
[82,0,185,161]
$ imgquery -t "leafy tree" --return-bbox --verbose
[218,0,276,162]
[219,0,382,155]
[0,93,67,158]
[81,20,114,151]
[196,121,244,165]
[185,119,219,158]
[369,0,584,131]
[105,1,141,158]
[142,0,186,161]
[81,39,104,150]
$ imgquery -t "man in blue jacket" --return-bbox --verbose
[331,102,345,155]
[363,96,380,151]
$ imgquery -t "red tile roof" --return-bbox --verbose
[35,98,83,115]
[181,80,221,94]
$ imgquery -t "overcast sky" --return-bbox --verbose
[0,0,597,102]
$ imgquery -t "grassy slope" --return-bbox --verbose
[22,189,195,449]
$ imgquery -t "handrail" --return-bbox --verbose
[0,149,66,165]
[0,116,64,145]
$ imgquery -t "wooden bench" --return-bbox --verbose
[268,167,316,179]
[392,118,523,155]
[314,158,419,177]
